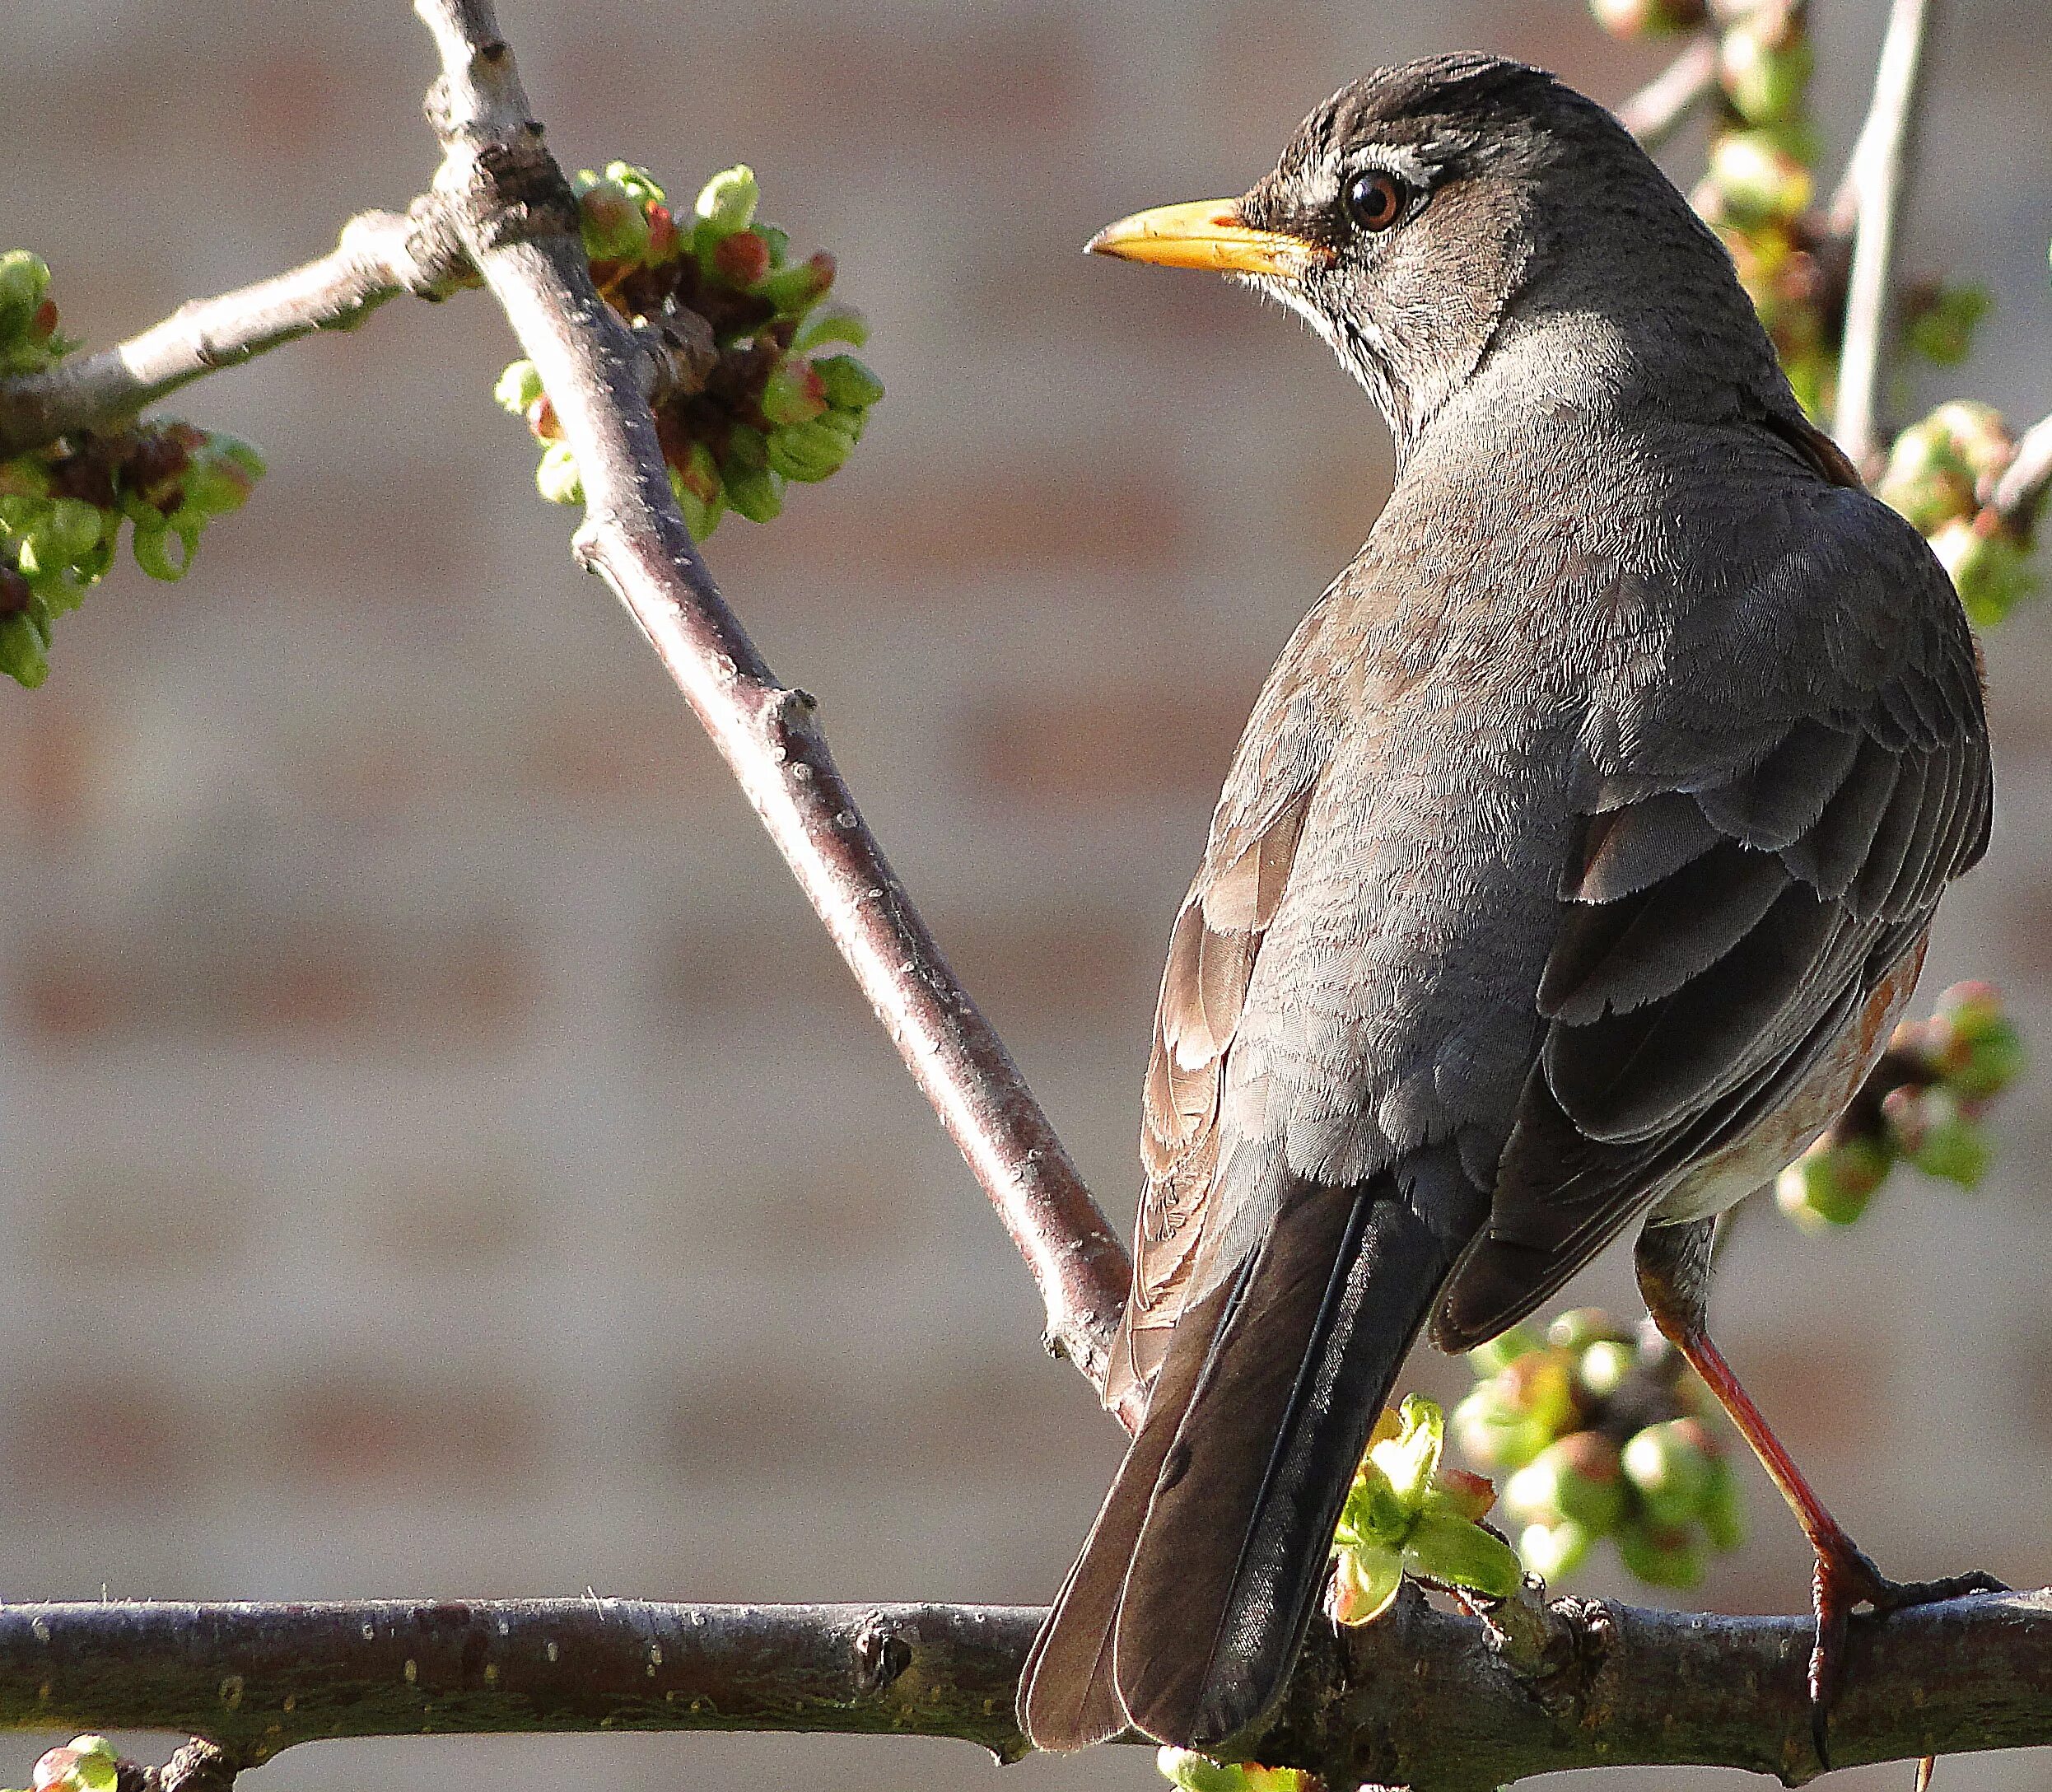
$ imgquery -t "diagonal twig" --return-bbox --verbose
[1833,0,1939,474]
[1618,34,1719,151]
[1992,410,2052,528]
[410,0,1131,1393]
[0,203,473,458]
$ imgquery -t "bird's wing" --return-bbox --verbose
[1109,604,1341,1407]
[1434,480,1989,1349]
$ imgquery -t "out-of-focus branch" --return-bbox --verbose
[1992,411,2052,528]
[1833,0,1938,474]
[409,0,1131,1392]
[0,203,473,458]
[1618,35,1719,150]
[3,1589,2050,1789]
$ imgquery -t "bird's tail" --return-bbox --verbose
[1019,1177,1466,1752]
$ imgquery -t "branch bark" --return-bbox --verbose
[1993,410,2052,529]
[0,203,473,459]
[1,1589,2047,1790]
[1833,0,1938,474]
[408,0,1131,1389]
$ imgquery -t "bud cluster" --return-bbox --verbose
[495,163,881,536]
[1876,404,2038,624]
[4,1735,120,1792]
[1155,1750,1309,1792]
[2,254,265,688]
[1327,1393,1523,1626]
[1777,981,2023,1230]
[1452,1309,1744,1590]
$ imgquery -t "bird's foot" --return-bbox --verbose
[1808,1542,2008,1767]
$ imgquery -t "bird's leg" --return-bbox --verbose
[1634,1217,2003,1768]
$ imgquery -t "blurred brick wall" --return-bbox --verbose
[2,3,2048,1792]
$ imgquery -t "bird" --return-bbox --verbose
[1018,53,1995,1763]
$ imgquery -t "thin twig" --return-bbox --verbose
[1834,0,1938,474]
[1992,411,2052,528]
[410,0,1131,1391]
[0,203,473,458]
[1618,35,1719,151]
[0,1590,2045,1787]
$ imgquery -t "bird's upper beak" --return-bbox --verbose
[1086,199,1331,278]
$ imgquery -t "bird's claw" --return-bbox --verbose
[1807,1552,2008,1768]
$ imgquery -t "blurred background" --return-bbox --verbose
[2,1,2048,1790]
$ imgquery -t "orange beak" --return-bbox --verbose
[1086,199,1331,277]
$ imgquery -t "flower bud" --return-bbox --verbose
[1928,516,2035,628]
[1622,1417,1717,1528]
[1547,1308,1625,1352]
[1505,1430,1628,1533]
[1877,416,1979,534]
[1327,1540,1404,1624]
[1775,1133,1891,1230]
[669,459,724,539]
[34,1738,118,1792]
[1466,1326,1542,1377]
[0,606,51,688]
[1928,982,2025,1099]
[1369,1393,1446,1510]
[767,418,854,483]
[577,177,653,265]
[1427,1466,1498,1524]
[1928,400,2015,490]
[756,251,837,315]
[813,353,885,411]
[1577,1337,1635,1401]
[795,310,870,352]
[645,204,681,262]
[494,359,545,415]
[1588,0,1706,37]
[1616,1520,1707,1589]
[535,441,584,506]
[1518,1518,1593,1582]
[1908,1088,1989,1188]
[1706,131,1814,225]
[712,230,773,289]
[723,464,783,523]
[0,250,53,343]
[693,164,759,236]
[1719,16,1813,125]
[760,364,829,427]
[525,395,564,441]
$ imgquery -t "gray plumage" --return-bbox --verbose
[1022,54,1989,1754]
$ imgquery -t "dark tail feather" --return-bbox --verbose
[1115,1183,1462,1748]
[1017,1270,1242,1750]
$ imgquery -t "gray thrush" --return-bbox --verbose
[1019,54,1995,1760]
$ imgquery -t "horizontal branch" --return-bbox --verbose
[0,203,473,458]
[411,0,1132,1388]
[0,1589,2045,1790]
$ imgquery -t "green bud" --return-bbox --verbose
[756,251,837,315]
[724,424,769,473]
[578,177,653,264]
[1775,1133,1891,1230]
[1877,416,1978,533]
[1908,1088,1990,1188]
[603,161,665,209]
[1929,518,2036,628]
[1588,0,1705,37]
[1401,1505,1524,1599]
[1518,1518,1593,1582]
[535,441,584,506]
[495,359,545,415]
[1928,400,2014,488]
[0,250,53,343]
[39,496,104,567]
[1719,17,1813,126]
[767,417,854,483]
[1616,1520,1706,1589]
[1929,984,2024,1099]
[1699,1454,1747,1552]
[693,164,759,236]
[1369,1394,1445,1510]
[813,352,885,411]
[669,460,724,539]
[1327,1539,1405,1624]
[1467,1326,1542,1377]
[1577,1337,1635,1401]
[1504,1430,1627,1533]
[1546,1308,1624,1352]
[0,608,51,688]
[33,1739,119,1792]
[795,309,870,352]
[1905,286,1993,366]
[1621,1418,1716,1528]
[1707,131,1814,225]
[760,365,829,427]
[724,464,783,523]
[131,515,198,581]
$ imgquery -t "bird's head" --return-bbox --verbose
[1090,54,1782,454]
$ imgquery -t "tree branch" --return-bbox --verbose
[1,1589,2047,1789]
[0,203,473,459]
[1833,0,1938,474]
[408,0,1131,1390]
[1992,410,2052,529]
[1618,35,1719,151]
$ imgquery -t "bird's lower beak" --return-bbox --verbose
[1086,200,1329,277]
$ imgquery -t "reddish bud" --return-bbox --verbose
[713,230,773,288]
[525,395,562,441]
[646,203,679,260]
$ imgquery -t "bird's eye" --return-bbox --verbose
[1345,171,1411,232]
